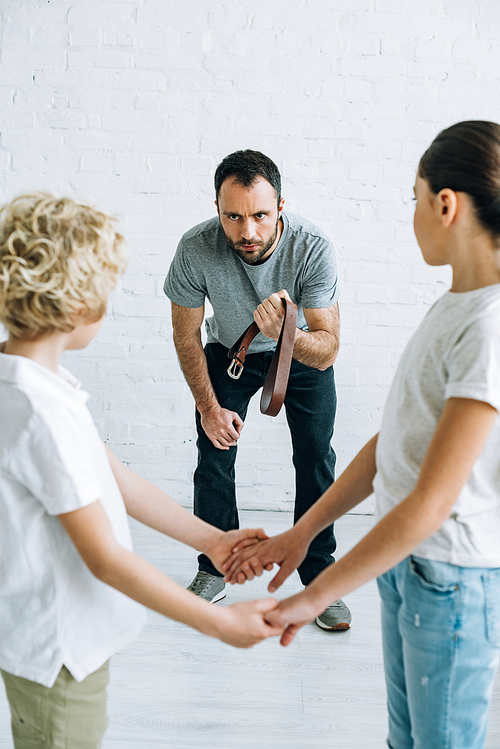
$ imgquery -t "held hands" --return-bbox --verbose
[215,598,285,648]
[204,527,272,576]
[205,529,298,647]
[221,528,309,593]
[264,591,321,647]
[209,528,318,647]
[254,289,292,341]
[200,405,244,450]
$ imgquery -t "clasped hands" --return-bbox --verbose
[206,525,319,646]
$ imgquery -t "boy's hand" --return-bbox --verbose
[264,591,321,647]
[213,598,284,648]
[221,528,309,592]
[204,528,272,579]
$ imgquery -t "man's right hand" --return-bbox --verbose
[200,405,244,450]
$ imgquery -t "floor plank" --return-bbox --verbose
[0,512,499,747]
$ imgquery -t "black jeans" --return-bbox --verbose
[194,343,337,586]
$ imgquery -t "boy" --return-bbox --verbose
[0,192,282,749]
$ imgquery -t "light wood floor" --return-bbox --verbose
[1,512,499,748]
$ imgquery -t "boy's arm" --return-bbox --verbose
[266,397,498,646]
[222,433,379,590]
[58,501,283,648]
[106,446,269,574]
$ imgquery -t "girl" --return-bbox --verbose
[223,120,500,748]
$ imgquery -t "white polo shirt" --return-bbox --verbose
[0,351,147,688]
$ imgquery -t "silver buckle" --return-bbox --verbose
[227,358,243,379]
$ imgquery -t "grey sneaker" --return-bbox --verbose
[186,571,226,603]
[315,599,351,631]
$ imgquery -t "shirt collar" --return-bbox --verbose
[0,350,90,406]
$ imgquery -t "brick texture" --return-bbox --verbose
[1,0,499,513]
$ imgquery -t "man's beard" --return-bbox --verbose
[223,218,280,265]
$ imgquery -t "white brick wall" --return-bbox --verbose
[1,0,499,512]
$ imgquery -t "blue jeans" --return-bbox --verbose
[194,342,337,586]
[377,556,500,749]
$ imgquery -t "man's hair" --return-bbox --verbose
[214,150,281,203]
[0,192,127,340]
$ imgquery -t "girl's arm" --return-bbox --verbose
[105,446,268,574]
[58,501,283,648]
[266,397,498,645]
[222,433,379,589]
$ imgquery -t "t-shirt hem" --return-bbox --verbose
[163,283,205,309]
[63,609,147,683]
[376,496,500,569]
[0,657,64,689]
[445,383,500,412]
[46,482,102,517]
[410,546,500,569]
[300,290,340,309]
[0,609,147,688]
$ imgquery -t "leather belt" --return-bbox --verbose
[227,298,298,417]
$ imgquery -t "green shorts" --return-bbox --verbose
[1,661,109,749]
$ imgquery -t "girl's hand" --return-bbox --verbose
[204,528,270,579]
[222,528,309,592]
[213,598,285,648]
[264,591,323,647]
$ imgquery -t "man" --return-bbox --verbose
[164,150,351,630]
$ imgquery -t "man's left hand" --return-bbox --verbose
[254,289,292,341]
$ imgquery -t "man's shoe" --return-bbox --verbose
[315,599,351,631]
[186,571,226,603]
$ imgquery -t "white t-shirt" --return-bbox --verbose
[374,285,500,568]
[0,352,147,687]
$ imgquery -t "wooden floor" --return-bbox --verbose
[1,512,499,748]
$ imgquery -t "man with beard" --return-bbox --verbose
[164,150,351,630]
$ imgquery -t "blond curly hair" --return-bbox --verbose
[0,192,127,340]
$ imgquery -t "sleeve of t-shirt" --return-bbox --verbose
[163,238,207,308]
[445,318,500,412]
[8,407,102,516]
[299,237,339,309]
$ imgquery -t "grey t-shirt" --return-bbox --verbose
[164,212,339,353]
[374,285,500,567]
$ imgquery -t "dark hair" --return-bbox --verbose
[214,150,281,203]
[419,120,500,238]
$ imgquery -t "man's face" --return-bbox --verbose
[216,177,285,265]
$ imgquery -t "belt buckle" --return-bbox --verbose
[227,358,243,380]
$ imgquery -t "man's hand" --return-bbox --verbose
[254,289,292,341]
[200,405,244,450]
[213,598,285,648]
[264,590,321,647]
[221,528,310,592]
[171,304,243,448]
[204,527,271,575]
